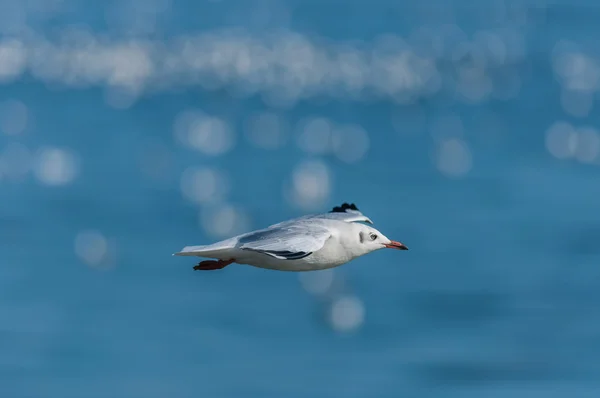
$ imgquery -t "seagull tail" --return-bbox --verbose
[172,244,234,258]
[173,245,213,256]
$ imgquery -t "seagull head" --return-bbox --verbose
[356,224,408,254]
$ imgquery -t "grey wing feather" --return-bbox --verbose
[270,210,372,228]
[237,223,331,260]
[173,223,331,259]
[312,211,373,224]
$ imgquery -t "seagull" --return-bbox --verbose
[174,203,408,272]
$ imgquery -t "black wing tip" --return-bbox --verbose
[261,250,313,260]
[330,202,360,213]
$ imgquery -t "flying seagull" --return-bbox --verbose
[174,203,408,272]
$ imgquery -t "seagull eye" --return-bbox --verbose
[369,233,377,241]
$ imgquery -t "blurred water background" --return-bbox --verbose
[1,0,600,396]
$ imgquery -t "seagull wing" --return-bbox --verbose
[237,223,331,260]
[269,209,373,228]
[308,211,373,224]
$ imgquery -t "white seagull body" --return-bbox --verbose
[174,203,408,272]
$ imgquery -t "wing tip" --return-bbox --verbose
[330,202,360,213]
[330,202,373,223]
[244,248,313,260]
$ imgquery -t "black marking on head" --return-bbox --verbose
[243,248,312,260]
[330,202,360,213]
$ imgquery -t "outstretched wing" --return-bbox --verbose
[309,211,373,224]
[270,202,373,228]
[237,223,331,260]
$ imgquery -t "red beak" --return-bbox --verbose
[385,240,409,250]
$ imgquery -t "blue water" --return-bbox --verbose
[2,1,600,397]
